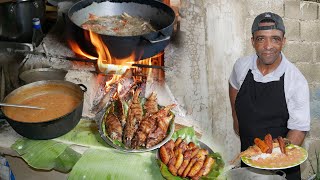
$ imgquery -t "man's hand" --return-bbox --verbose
[286,130,307,146]
[229,83,239,136]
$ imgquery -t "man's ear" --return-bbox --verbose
[251,36,254,47]
[282,36,286,46]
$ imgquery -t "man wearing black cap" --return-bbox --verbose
[229,12,310,180]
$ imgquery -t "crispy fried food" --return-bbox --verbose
[254,137,269,153]
[146,104,176,148]
[182,158,197,178]
[178,150,192,176]
[160,146,170,165]
[278,136,287,154]
[187,142,197,150]
[123,88,143,147]
[191,148,200,158]
[160,138,214,179]
[104,106,123,142]
[160,139,178,166]
[191,156,215,180]
[113,97,127,128]
[165,139,175,150]
[144,92,159,117]
[175,141,187,156]
[131,115,157,148]
[201,156,215,176]
[175,153,184,169]
[174,137,183,148]
[168,164,178,176]
[184,149,208,178]
[188,160,204,177]
[264,134,273,154]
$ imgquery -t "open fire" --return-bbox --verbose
[66,24,169,118]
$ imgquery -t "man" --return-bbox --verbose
[229,12,310,180]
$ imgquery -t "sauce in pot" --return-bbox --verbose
[5,93,81,122]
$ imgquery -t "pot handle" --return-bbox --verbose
[78,84,87,92]
[141,31,171,44]
[272,170,286,178]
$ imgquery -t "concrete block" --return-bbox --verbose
[310,84,320,120]
[295,63,320,84]
[283,42,313,63]
[284,19,300,40]
[270,0,285,16]
[309,120,320,140]
[246,0,272,16]
[310,84,320,101]
[284,1,301,19]
[301,2,318,20]
[301,21,320,42]
[310,101,320,121]
[315,44,320,63]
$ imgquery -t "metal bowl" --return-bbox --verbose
[97,102,175,153]
[19,68,67,84]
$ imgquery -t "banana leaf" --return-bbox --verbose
[56,119,109,149]
[68,148,164,180]
[11,138,81,173]
[171,127,199,146]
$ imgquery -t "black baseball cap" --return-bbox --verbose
[251,12,285,34]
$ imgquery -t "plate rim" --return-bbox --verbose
[241,144,308,170]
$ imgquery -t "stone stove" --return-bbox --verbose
[19,0,200,132]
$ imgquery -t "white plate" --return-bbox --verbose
[241,144,308,170]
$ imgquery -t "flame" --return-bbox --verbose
[68,40,97,60]
[68,29,164,93]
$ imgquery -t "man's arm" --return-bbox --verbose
[286,130,307,146]
[229,83,239,136]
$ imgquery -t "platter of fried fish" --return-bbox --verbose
[98,88,176,152]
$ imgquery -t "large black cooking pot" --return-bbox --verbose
[1,80,87,140]
[67,0,175,61]
[0,0,46,43]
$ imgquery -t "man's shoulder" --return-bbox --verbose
[284,59,306,78]
[283,57,308,85]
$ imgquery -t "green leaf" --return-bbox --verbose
[201,153,225,180]
[171,127,199,146]
[68,149,164,180]
[11,138,81,172]
[56,119,109,148]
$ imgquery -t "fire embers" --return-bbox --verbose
[159,138,215,180]
[103,88,176,149]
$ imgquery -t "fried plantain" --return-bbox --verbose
[159,146,170,165]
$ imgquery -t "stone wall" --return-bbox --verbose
[165,0,320,178]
